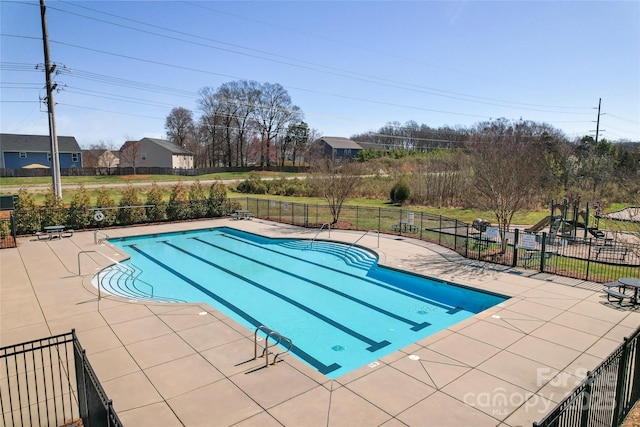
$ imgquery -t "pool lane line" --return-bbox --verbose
[192,237,430,332]
[124,244,341,375]
[158,241,392,352]
[209,233,460,314]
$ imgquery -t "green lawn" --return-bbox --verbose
[0,171,299,189]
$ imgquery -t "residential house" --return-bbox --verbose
[118,138,194,169]
[311,137,363,162]
[82,149,120,174]
[0,133,83,169]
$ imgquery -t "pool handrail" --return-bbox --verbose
[311,223,331,247]
[346,229,380,253]
[254,325,293,368]
[77,250,154,300]
[93,230,110,245]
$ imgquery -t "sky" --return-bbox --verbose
[1,0,639,149]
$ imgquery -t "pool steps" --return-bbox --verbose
[99,264,185,303]
[278,240,377,271]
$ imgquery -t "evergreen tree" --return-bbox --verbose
[40,186,66,227]
[67,184,92,229]
[208,181,228,216]
[146,182,166,222]
[13,187,40,234]
[117,183,146,225]
[188,180,208,219]
[95,187,116,226]
[166,181,190,220]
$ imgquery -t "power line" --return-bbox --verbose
[50,1,594,114]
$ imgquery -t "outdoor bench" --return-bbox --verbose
[604,288,634,305]
[520,250,553,268]
[595,246,628,262]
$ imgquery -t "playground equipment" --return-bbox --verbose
[525,199,605,241]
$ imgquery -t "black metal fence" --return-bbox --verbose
[0,330,122,427]
[0,213,16,249]
[6,196,639,281]
[534,325,640,427]
[236,197,639,283]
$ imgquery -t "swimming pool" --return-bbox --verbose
[104,227,507,379]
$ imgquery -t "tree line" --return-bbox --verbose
[165,80,315,169]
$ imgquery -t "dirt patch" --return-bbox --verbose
[622,401,640,427]
[307,221,353,230]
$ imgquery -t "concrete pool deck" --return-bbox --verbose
[1,218,638,426]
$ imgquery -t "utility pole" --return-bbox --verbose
[40,0,62,199]
[594,98,601,144]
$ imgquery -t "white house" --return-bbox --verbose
[119,138,194,169]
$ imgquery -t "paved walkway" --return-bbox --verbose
[1,218,638,426]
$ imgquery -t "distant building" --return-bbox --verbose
[118,138,194,169]
[0,133,83,169]
[82,149,120,173]
[311,137,363,162]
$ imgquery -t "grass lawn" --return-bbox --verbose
[0,171,299,188]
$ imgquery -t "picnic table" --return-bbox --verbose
[231,210,254,220]
[604,277,640,306]
[43,225,65,239]
[392,221,418,233]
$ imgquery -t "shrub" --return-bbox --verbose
[189,180,208,219]
[146,182,166,222]
[13,187,40,234]
[166,181,190,220]
[117,183,146,225]
[390,180,410,205]
[95,187,116,226]
[67,184,92,230]
[236,174,268,194]
[208,181,228,216]
[40,187,67,227]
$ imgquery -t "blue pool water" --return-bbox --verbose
[105,227,507,379]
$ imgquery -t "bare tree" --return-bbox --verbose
[165,107,196,148]
[254,83,302,167]
[466,119,545,250]
[309,159,361,224]
[119,140,142,174]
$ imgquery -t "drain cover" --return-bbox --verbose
[331,345,345,352]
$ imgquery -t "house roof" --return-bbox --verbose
[140,138,194,155]
[0,133,82,152]
[83,149,108,157]
[317,137,363,150]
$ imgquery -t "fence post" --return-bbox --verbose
[10,211,17,244]
[585,238,593,282]
[438,215,442,245]
[512,228,519,267]
[612,337,632,426]
[540,232,548,272]
[454,220,459,252]
[579,371,593,427]
[465,223,469,258]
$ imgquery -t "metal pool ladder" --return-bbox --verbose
[253,326,292,368]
